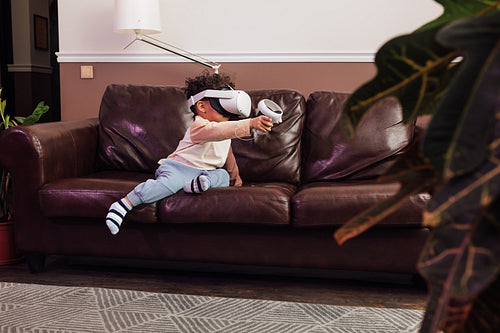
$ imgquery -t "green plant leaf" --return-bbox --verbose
[424,143,500,228]
[423,13,500,180]
[335,1,500,332]
[334,169,436,245]
[417,0,500,32]
[454,276,500,332]
[418,102,500,332]
[3,115,10,130]
[13,116,25,125]
[341,27,457,139]
[341,0,499,139]
[418,193,500,332]
[424,40,500,227]
[334,138,439,245]
[21,101,49,125]
[0,98,7,130]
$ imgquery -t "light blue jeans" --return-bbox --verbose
[127,159,230,207]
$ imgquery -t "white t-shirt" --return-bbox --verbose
[164,116,251,170]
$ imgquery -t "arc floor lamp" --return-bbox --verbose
[113,0,221,73]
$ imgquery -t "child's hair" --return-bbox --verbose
[184,70,235,100]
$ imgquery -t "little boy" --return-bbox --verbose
[106,71,273,235]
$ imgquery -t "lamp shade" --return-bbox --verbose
[114,0,161,35]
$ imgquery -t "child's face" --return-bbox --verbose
[196,100,230,122]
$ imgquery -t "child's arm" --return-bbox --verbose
[190,116,273,143]
[224,146,242,186]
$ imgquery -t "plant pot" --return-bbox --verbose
[0,221,23,265]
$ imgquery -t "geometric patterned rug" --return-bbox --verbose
[0,282,424,332]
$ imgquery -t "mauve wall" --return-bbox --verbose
[60,62,376,121]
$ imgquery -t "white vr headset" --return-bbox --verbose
[188,89,251,119]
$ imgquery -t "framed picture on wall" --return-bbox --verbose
[34,14,48,50]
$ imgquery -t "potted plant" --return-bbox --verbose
[0,87,49,264]
[333,1,500,332]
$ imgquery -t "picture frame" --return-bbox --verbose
[34,15,48,50]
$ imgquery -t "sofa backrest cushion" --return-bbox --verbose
[98,84,193,172]
[97,85,306,184]
[302,91,414,182]
[232,89,306,184]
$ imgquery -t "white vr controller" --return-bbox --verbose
[255,99,283,135]
[258,99,283,124]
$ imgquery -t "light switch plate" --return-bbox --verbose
[80,65,94,79]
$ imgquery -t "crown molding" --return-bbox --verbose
[56,51,375,63]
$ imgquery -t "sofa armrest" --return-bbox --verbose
[0,118,99,253]
[0,118,99,181]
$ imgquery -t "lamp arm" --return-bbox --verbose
[132,34,221,73]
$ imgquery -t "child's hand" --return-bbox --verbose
[250,116,274,133]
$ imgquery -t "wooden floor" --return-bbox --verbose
[0,255,428,310]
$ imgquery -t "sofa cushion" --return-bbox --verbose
[39,172,296,227]
[292,181,429,227]
[159,182,296,225]
[302,92,414,182]
[232,89,306,184]
[97,84,193,173]
[39,171,157,224]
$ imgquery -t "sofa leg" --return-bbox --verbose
[26,253,46,273]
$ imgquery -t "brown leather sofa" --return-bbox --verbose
[0,84,430,274]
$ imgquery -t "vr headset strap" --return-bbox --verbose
[188,90,237,108]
